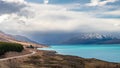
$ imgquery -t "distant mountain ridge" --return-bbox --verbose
[31,32,120,45]
[11,35,39,44]
[62,33,120,44]
[1,31,120,45]
[0,31,44,47]
[0,31,15,42]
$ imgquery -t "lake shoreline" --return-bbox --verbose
[0,47,120,68]
[38,45,120,63]
[35,49,120,68]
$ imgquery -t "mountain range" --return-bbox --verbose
[62,33,120,44]
[31,32,120,45]
[0,31,120,45]
[0,31,44,47]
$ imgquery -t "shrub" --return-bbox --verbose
[0,42,24,56]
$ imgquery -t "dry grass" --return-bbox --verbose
[0,50,120,68]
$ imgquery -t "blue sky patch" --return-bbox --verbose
[26,0,90,4]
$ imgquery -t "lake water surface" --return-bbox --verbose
[38,44,120,63]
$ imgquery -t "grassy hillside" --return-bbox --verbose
[0,42,24,56]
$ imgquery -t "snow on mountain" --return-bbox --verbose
[71,33,117,40]
[62,33,120,44]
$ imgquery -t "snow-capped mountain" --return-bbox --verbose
[72,33,117,39]
[62,33,120,44]
[32,32,120,45]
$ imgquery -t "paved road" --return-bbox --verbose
[0,50,36,61]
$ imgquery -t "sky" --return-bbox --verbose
[0,0,120,35]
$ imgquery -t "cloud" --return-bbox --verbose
[0,0,120,34]
[93,9,120,18]
[103,10,120,15]
[0,0,26,15]
[86,0,118,6]
[114,23,120,26]
[2,0,26,3]
[87,0,100,6]
[0,14,9,23]
[44,0,49,4]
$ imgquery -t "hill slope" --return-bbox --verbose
[0,31,45,47]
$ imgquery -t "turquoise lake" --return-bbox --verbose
[38,44,120,63]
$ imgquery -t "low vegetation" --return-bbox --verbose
[23,51,120,68]
[0,42,24,56]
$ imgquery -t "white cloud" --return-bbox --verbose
[0,0,120,33]
[0,14,10,23]
[86,0,118,6]
[114,23,120,26]
[103,10,120,15]
[44,0,49,4]
[87,0,100,6]
[1,0,26,4]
